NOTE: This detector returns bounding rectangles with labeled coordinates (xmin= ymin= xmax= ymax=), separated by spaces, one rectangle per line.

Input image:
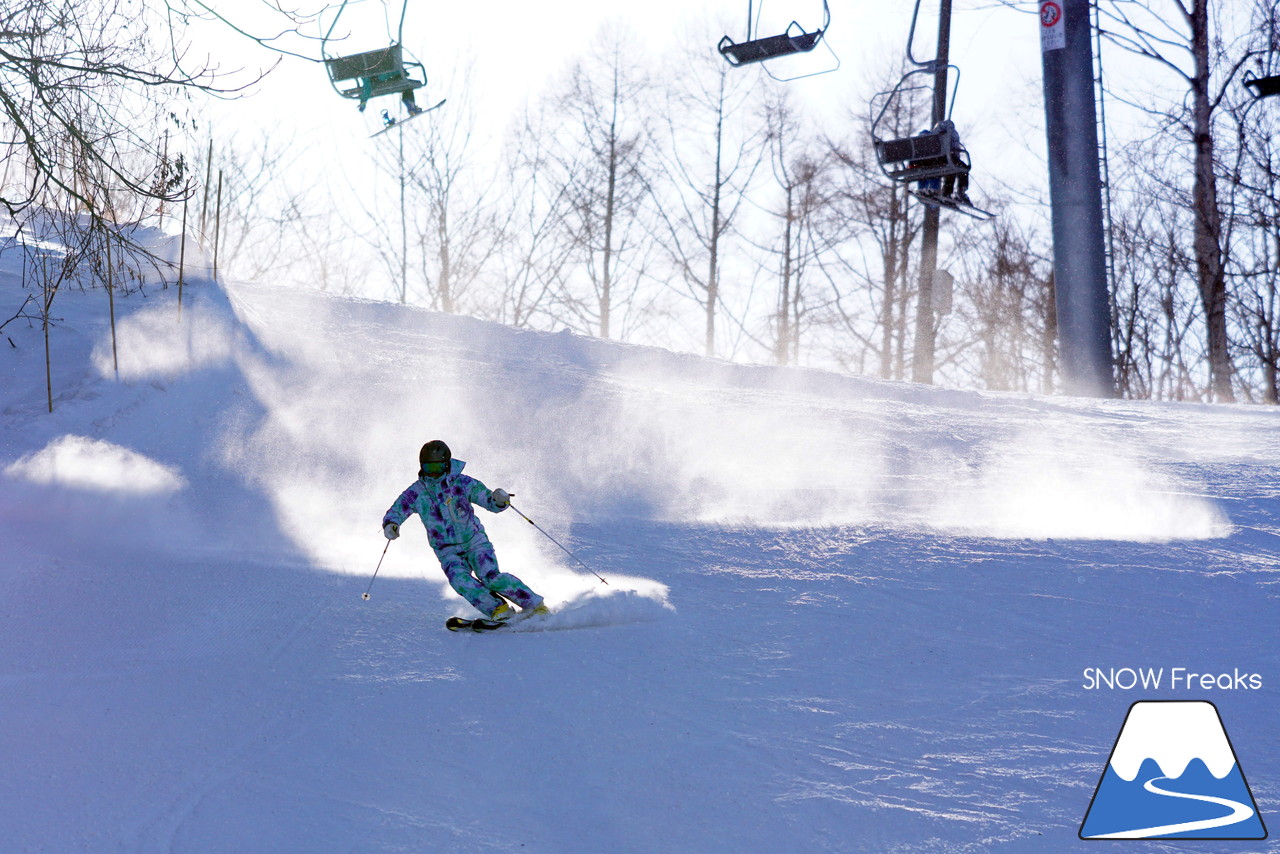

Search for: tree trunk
xmin=438 ymin=203 xmax=453 ymax=313
xmin=706 ymin=108 xmax=724 ymax=358
xmin=777 ymin=186 xmax=794 ymax=365
xmin=600 ymin=69 xmax=621 ymax=340
xmin=1189 ymin=0 xmax=1234 ymax=401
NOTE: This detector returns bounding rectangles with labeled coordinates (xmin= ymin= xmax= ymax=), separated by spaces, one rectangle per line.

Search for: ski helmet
xmin=419 ymin=440 xmax=452 ymax=478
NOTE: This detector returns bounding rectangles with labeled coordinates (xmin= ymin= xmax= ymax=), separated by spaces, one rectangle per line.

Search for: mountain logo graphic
xmin=1080 ymin=701 xmax=1267 ymax=840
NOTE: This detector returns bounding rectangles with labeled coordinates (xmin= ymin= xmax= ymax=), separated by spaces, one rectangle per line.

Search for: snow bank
xmin=4 ymin=435 xmax=185 ymax=495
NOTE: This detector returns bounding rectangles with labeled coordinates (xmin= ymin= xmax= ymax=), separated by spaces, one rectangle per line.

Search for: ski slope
xmin=2 ymin=233 xmax=1278 ymax=852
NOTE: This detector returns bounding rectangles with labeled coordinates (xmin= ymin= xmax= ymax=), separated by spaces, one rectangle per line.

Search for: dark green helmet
xmin=419 ymin=440 xmax=452 ymax=479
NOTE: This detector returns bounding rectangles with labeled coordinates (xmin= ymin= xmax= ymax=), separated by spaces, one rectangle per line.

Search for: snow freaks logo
xmin=1079 ymin=701 xmax=1267 ymax=840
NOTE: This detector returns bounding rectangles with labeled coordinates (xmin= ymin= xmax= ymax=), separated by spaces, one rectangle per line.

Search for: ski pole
xmin=509 ymin=503 xmax=607 ymax=585
xmin=362 ymin=540 xmax=391 ymax=601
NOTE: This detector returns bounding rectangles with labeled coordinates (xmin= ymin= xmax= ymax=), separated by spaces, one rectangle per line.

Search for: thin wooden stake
xmin=178 ymin=191 xmax=189 ymax=321
xmin=213 ymin=169 xmax=223 ymax=283
xmin=105 ymin=224 xmax=118 ymax=378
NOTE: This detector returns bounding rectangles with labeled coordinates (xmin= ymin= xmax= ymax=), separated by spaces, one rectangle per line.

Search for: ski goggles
xmin=421 ymin=461 xmax=449 ymax=478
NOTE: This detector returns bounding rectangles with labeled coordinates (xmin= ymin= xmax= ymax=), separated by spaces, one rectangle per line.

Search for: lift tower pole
xmin=911 ymin=0 xmax=952 ymax=385
xmin=1040 ymin=0 xmax=1114 ymax=396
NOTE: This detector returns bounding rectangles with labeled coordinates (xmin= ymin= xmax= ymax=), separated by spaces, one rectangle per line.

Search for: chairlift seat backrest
xmin=1244 ymin=72 xmax=1280 ymax=100
xmin=718 ymin=23 xmax=825 ymax=67
xmin=325 ymin=45 xmax=423 ymax=99
xmin=874 ymin=127 xmax=969 ymax=183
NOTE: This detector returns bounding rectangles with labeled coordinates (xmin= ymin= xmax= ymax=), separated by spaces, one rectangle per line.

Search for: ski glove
xmin=492 ymin=489 xmax=513 ymax=509
xmin=383 ymin=522 xmax=400 ymax=540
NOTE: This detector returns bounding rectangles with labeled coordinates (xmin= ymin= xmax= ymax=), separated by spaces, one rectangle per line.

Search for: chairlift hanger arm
xmin=322 ymin=0 xmax=411 ymax=57
xmin=744 ymin=0 xmax=830 ymax=42
xmin=904 ymin=0 xmax=947 ymax=71
xmin=868 ymin=64 xmax=961 ymax=143
xmin=905 ymin=0 xmax=929 ymax=68
xmin=321 ymin=0 xmax=349 ymax=59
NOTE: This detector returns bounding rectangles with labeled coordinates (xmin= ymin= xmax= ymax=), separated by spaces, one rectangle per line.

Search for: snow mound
xmin=4 ymin=435 xmax=185 ymax=495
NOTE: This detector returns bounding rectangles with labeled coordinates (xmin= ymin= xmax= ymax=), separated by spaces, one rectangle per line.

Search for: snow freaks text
xmin=1082 ymin=667 xmax=1264 ymax=691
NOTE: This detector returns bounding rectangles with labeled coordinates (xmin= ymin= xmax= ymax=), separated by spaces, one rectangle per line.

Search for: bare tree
xmin=1095 ymin=0 xmax=1262 ymax=401
xmin=651 ymin=38 xmax=765 ymax=357
xmin=363 ymin=69 xmax=503 ymax=314
xmin=193 ymin=131 xmax=320 ymax=285
xmin=543 ymin=27 xmax=656 ymax=340
xmin=757 ymin=89 xmax=842 ymax=367
xmin=0 ymin=0 xmax=271 ymax=219
xmin=825 ymin=70 xmax=928 ymax=382
xmin=483 ymin=108 xmax=577 ymax=328
xmin=947 ymin=215 xmax=1056 ymax=393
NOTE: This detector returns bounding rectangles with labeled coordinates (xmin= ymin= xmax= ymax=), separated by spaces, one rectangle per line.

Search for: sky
xmin=187 ymin=0 xmax=1051 ymax=198
xmin=163 ymin=0 xmax=1091 ymax=358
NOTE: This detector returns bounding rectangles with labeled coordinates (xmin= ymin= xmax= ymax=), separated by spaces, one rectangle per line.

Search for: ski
xmin=445 ymin=607 xmax=551 ymax=633
xmin=369 ymin=99 xmax=447 ymax=138
xmin=446 ymin=616 xmax=507 ymax=633
xmin=908 ymin=188 xmax=996 ymax=220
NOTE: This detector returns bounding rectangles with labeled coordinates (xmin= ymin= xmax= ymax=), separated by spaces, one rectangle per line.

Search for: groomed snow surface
xmin=2 ymin=233 xmax=1278 ymax=852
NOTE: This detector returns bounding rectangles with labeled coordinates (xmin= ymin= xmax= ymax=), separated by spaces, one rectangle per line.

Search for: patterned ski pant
xmin=434 ymin=538 xmax=542 ymax=618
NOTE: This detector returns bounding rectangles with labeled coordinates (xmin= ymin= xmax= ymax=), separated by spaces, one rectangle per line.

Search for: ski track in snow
xmin=1087 ymin=777 xmax=1256 ymax=839
xmin=3 ymin=264 xmax=1280 ymax=853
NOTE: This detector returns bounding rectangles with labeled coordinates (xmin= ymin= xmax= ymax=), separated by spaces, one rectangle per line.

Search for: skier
xmin=908 ymin=127 xmax=943 ymax=197
xmin=382 ymin=440 xmax=548 ymax=622
xmin=907 ymin=121 xmax=972 ymax=207
xmin=934 ymin=120 xmax=972 ymax=206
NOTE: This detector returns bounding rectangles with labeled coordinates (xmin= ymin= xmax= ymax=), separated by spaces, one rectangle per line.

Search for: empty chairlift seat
xmin=718 ymin=0 xmax=831 ymax=69
xmin=718 ymin=22 xmax=826 ymax=66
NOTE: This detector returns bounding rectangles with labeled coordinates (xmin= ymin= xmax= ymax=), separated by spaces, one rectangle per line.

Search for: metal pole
xmin=362 ymin=540 xmax=392 ymax=600
xmin=1040 ymin=0 xmax=1114 ymax=396
xmin=509 ymin=503 xmax=608 ymax=585
xmin=910 ymin=0 xmax=952 ymax=385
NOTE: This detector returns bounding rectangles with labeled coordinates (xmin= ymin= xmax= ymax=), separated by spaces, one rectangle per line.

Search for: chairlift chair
xmin=874 ymin=124 xmax=970 ymax=185
xmin=1243 ymin=69 xmax=1280 ymax=100
xmin=321 ymin=0 xmax=428 ymax=112
xmin=861 ymin=0 xmax=991 ymax=219
xmin=869 ymin=67 xmax=967 ymax=185
xmin=718 ymin=0 xmax=835 ymax=76
xmin=324 ymin=43 xmax=426 ymax=107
